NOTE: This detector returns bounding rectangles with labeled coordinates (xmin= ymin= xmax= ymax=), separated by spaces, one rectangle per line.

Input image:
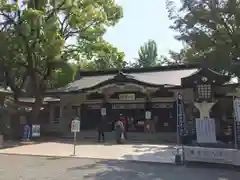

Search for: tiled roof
xmin=50 ymin=67 xmax=199 ymax=93
xmin=130 ymin=69 xmax=198 ymax=86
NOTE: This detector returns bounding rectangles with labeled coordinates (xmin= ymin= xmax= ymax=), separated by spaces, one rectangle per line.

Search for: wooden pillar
xmin=49 ymin=105 xmax=54 ymax=124
xmin=144 ymin=91 xmax=154 ymax=133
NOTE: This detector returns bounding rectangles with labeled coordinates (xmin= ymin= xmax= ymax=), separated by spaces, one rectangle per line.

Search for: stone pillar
xmin=59 ymin=105 xmax=64 ymax=122
xmin=49 ymin=105 xmax=54 ymax=124
xmin=58 ymin=104 xmax=66 ymax=133
xmin=102 ymin=93 xmax=112 ymax=131
xmin=194 ymin=102 xmax=216 ymax=119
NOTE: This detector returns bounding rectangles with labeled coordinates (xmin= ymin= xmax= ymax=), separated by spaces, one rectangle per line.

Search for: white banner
xmin=184 ymin=146 xmax=236 ymax=165
xmin=196 ymin=118 xmax=216 ymax=143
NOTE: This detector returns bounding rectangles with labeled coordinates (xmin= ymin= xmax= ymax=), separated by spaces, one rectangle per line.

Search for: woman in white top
xmin=115 ymin=119 xmax=124 ymax=143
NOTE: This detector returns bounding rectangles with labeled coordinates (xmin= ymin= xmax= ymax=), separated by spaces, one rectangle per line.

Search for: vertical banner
xmin=177 ymin=93 xmax=187 ymax=143
xmin=233 ymin=97 xmax=240 ymax=148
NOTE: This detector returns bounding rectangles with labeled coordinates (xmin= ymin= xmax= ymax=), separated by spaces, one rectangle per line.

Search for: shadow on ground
xmin=66 ymin=159 xmax=238 ymax=180
xmin=0 ymin=140 xmax=46 ymax=150
xmin=120 ymin=144 xmax=178 ymax=163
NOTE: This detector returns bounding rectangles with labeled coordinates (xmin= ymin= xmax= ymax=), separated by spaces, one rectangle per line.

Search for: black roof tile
xmin=51 ymin=64 xmax=200 ymax=93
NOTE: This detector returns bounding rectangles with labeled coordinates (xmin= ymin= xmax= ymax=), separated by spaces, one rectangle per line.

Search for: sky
xmin=103 ymin=0 xmax=183 ymax=62
xmin=16 ymin=0 xmax=183 ymax=62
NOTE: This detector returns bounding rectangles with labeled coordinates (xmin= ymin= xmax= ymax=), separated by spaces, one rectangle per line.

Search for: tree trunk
xmin=30 ymin=95 xmax=42 ymax=124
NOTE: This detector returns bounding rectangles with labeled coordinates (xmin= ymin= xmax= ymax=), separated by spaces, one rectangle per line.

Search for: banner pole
xmin=73 ymin=131 xmax=76 ymax=156
xmin=176 ymin=93 xmax=180 ymax=145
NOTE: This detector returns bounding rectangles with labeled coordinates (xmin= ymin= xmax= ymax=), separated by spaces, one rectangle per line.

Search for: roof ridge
xmin=78 ymin=63 xmax=200 ymax=77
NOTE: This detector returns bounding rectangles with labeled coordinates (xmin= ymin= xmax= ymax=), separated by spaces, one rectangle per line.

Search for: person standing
xmin=120 ymin=114 xmax=127 ymax=140
xmin=97 ymin=118 xmax=105 ymax=142
xmin=115 ymin=119 xmax=124 ymax=144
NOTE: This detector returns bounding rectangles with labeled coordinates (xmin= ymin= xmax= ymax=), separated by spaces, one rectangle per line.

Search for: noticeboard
xmin=71 ymin=119 xmax=80 ymax=132
xmin=32 ymin=124 xmax=40 ymax=137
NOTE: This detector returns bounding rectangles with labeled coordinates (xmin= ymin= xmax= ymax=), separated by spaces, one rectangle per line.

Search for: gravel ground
xmin=0 ymin=154 xmax=239 ymax=180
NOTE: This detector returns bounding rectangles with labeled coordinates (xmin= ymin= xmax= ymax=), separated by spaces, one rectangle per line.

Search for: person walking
xmin=97 ymin=118 xmax=105 ymax=142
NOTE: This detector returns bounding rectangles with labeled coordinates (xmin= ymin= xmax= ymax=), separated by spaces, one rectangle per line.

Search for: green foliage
xmin=0 ymin=0 xmax=124 ymax=121
xmin=0 ymin=0 xmax=124 ymax=93
xmin=134 ymin=40 xmax=159 ymax=68
xmin=51 ymin=63 xmax=76 ymax=88
xmin=166 ymin=0 xmax=240 ymax=76
xmin=161 ymin=49 xmax=188 ymax=66
xmin=76 ymin=39 xmax=125 ymax=70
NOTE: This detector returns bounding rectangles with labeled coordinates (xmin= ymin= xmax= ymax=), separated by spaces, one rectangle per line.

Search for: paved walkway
xmin=0 ymin=141 xmax=179 ymax=163
xmin=0 ymin=154 xmax=238 ymax=180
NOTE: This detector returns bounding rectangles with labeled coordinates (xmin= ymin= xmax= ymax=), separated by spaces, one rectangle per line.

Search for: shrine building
xmin=45 ymin=64 xmax=238 ymax=139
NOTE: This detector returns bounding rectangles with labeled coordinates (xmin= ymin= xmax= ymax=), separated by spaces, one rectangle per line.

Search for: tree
xmin=51 ymin=63 xmax=76 ymax=88
xmin=72 ymin=39 xmax=125 ymax=70
xmin=161 ymin=49 xmax=188 ymax=65
xmin=134 ymin=40 xmax=159 ymax=68
xmin=0 ymin=0 xmax=123 ymax=122
xmin=166 ymin=0 xmax=240 ymax=77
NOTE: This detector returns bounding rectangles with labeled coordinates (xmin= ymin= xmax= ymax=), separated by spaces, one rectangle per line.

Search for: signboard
xmin=101 ymin=108 xmax=106 ymax=116
xmin=118 ymin=93 xmax=135 ymax=101
xmin=71 ymin=119 xmax=80 ymax=132
xmin=32 ymin=124 xmax=40 ymax=137
xmin=184 ymin=146 xmax=235 ymax=165
xmin=112 ymin=103 xmax=144 ymax=109
xmin=195 ymin=118 xmax=216 ymax=143
xmin=145 ymin=111 xmax=151 ymax=120
xmin=152 ymin=103 xmax=173 ymax=109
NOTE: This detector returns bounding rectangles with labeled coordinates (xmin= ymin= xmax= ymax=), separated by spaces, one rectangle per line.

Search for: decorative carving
xmin=201 ymin=76 xmax=208 ymax=82
xmin=113 ymin=71 xmax=134 ymax=81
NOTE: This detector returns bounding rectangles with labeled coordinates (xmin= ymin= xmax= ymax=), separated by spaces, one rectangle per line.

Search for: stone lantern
xmin=181 ymin=66 xmax=230 ymax=143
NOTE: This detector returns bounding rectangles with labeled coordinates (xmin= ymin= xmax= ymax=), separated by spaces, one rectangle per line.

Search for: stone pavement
xmin=0 ymin=140 xmax=179 ymax=163
xmin=0 ymin=154 xmax=239 ymax=180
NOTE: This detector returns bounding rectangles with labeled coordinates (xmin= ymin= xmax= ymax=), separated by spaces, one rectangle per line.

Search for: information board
xmin=145 ymin=111 xmax=151 ymax=120
xmin=71 ymin=119 xmax=80 ymax=132
xmin=32 ymin=124 xmax=40 ymax=137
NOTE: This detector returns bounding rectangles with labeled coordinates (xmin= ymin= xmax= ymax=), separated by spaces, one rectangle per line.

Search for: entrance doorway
xmin=81 ymin=104 xmax=101 ymax=130
xmin=110 ymin=103 xmax=145 ymax=132
xmin=152 ymin=103 xmax=176 ymax=132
